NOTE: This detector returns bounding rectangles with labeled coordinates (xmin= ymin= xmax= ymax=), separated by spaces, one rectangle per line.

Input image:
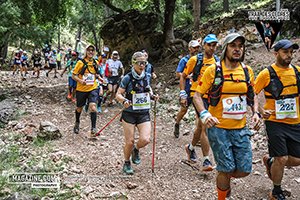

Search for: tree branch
xmin=100 ymin=0 xmax=124 ymax=14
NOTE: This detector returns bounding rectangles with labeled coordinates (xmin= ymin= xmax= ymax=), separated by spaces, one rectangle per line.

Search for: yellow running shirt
xmin=183 ymin=55 xmax=217 ymax=97
xmin=254 ymin=63 xmax=300 ymax=124
xmin=73 ymin=58 xmax=98 ymax=92
xmin=196 ymin=60 xmax=255 ymax=129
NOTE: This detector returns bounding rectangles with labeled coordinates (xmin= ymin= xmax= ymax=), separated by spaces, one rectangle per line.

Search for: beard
xmin=278 ymin=56 xmax=291 ymax=66
xmin=226 ymin=55 xmax=242 ymax=63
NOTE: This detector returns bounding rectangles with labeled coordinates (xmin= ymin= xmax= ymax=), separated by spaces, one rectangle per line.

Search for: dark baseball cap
xmin=273 ymin=39 xmax=299 ymax=51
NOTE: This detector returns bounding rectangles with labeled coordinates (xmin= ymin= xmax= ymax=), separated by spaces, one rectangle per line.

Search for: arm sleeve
xmin=196 ymin=65 xmax=215 ymax=94
xmin=72 ymin=60 xmax=84 ymax=75
xmin=119 ymin=75 xmax=130 ymax=89
xmin=254 ymin=68 xmax=269 ymax=94
xmin=183 ymin=56 xmax=197 ymax=75
xmin=176 ymin=58 xmax=186 ymax=73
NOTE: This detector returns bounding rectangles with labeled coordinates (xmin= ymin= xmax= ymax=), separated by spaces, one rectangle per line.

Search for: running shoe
xmin=269 ymin=191 xmax=286 ymax=200
xmin=90 ymin=128 xmax=97 ymax=138
xmin=174 ymin=123 xmax=180 ymax=138
xmin=73 ymin=122 xmax=79 ymax=134
xmin=97 ymin=105 xmax=102 ymax=113
xmin=131 ymin=147 xmax=141 ymax=165
xmin=123 ymin=162 xmax=134 ymax=175
xmin=202 ymin=158 xmax=213 ymax=171
xmin=185 ymin=144 xmax=197 ymax=162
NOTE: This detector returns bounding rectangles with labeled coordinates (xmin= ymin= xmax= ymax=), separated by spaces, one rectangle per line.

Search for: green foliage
xmin=201 ymin=0 xmax=273 ymax=23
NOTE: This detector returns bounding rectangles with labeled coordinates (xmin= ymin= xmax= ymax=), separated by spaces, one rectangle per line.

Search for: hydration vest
xmin=79 ymin=59 xmax=99 ymax=75
xmin=208 ymin=62 xmax=254 ymax=107
xmin=125 ymin=72 xmax=150 ymax=101
xmin=264 ymin=65 xmax=300 ymax=100
xmin=192 ymin=53 xmax=220 ymax=82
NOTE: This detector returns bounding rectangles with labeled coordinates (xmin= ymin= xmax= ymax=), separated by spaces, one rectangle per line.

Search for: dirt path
xmin=1 ymin=41 xmax=300 ymax=200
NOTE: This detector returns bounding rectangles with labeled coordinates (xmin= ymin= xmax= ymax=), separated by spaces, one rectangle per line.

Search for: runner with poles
xmin=115 ymin=51 xmax=159 ymax=175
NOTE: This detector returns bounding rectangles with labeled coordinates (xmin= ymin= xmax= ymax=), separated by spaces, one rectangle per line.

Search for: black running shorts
xmin=121 ymin=111 xmax=150 ymax=125
xmin=265 ymin=121 xmax=300 ymax=158
xmin=76 ymin=89 xmax=98 ymax=108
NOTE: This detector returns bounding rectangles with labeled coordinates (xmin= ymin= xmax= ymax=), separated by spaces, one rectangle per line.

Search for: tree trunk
xmin=153 ymin=0 xmax=161 ymax=13
xmin=74 ymin=25 xmax=82 ymax=51
xmin=200 ymin=0 xmax=209 ymax=17
xmin=163 ymin=0 xmax=176 ymax=45
xmin=223 ymin=0 xmax=229 ymax=12
xmin=58 ymin=25 xmax=61 ymax=50
xmin=0 ymin=32 xmax=10 ymax=63
xmin=193 ymin=0 xmax=201 ymax=31
xmin=92 ymin=27 xmax=99 ymax=52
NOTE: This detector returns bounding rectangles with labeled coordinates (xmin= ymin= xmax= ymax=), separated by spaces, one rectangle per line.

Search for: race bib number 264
xmin=132 ymin=93 xmax=151 ymax=110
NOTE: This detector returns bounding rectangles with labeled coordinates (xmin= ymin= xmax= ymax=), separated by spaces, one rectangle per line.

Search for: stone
xmin=125 ymin=182 xmax=138 ymax=189
xmin=38 ymin=121 xmax=62 ymax=140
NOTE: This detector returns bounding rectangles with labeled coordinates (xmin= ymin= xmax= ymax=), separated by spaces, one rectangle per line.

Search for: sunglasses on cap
xmin=133 ymin=61 xmax=148 ymax=66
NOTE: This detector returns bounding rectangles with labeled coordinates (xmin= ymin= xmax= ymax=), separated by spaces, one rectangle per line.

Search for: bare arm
xmin=72 ymin=74 xmax=85 ymax=85
xmin=116 ymin=87 xmax=131 ymax=108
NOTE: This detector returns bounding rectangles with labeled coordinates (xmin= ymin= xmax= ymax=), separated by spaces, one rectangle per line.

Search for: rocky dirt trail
xmin=0 ymin=42 xmax=300 ymax=199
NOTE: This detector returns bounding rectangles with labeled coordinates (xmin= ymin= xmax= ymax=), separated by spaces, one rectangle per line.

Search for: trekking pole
xmin=95 ymin=109 xmax=123 ymax=137
xmin=152 ymin=100 xmax=157 ymax=173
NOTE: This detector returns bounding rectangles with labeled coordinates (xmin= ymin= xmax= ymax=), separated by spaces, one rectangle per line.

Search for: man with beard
xmin=193 ymin=33 xmax=260 ymax=200
xmin=254 ymin=39 xmax=300 ymax=200
xmin=180 ymin=34 xmax=219 ymax=172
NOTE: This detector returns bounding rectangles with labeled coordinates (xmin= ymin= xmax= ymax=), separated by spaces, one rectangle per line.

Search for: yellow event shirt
xmin=254 ymin=63 xmax=300 ymax=124
xmin=73 ymin=58 xmax=98 ymax=92
xmin=183 ymin=55 xmax=216 ymax=97
xmin=196 ymin=60 xmax=255 ymax=129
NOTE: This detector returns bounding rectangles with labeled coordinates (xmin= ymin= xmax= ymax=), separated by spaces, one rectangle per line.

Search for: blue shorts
xmin=207 ymin=127 xmax=252 ymax=173
xmin=68 ymin=77 xmax=77 ymax=88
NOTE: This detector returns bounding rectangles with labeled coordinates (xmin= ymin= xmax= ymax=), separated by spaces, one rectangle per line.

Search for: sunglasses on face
xmin=87 ymin=49 xmax=95 ymax=52
xmin=133 ymin=61 xmax=148 ymax=66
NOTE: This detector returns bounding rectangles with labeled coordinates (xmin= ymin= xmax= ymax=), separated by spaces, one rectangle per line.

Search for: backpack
xmin=192 ymin=53 xmax=220 ymax=82
xmin=79 ymin=59 xmax=99 ymax=75
xmin=264 ymin=65 xmax=300 ymax=100
xmin=208 ymin=62 xmax=254 ymax=107
xmin=124 ymin=72 xmax=150 ymax=101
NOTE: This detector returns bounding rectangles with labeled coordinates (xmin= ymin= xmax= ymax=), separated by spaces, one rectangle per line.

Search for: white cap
xmin=188 ymin=40 xmax=200 ymax=48
xmin=112 ymin=50 xmax=118 ymax=55
xmin=103 ymin=46 xmax=109 ymax=52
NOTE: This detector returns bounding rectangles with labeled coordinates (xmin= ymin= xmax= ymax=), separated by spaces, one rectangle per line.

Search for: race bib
xmin=222 ymin=96 xmax=247 ymax=119
xmin=16 ymin=60 xmax=21 ymax=64
xmin=35 ymin=61 xmax=40 ymax=64
xmin=275 ymin=98 xmax=298 ymax=119
xmin=132 ymin=92 xmax=151 ymax=110
xmin=83 ymin=73 xmax=95 ymax=85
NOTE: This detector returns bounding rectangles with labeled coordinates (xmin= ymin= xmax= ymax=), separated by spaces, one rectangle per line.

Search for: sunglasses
xmin=87 ymin=49 xmax=95 ymax=52
xmin=133 ymin=61 xmax=148 ymax=66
